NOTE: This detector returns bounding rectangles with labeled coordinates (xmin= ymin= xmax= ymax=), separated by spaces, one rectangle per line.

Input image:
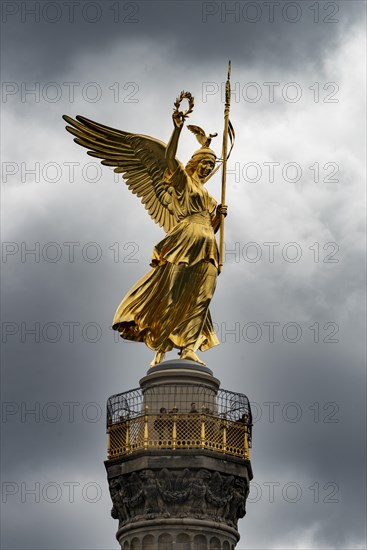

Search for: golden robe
xmin=112 ymin=162 xmax=220 ymax=353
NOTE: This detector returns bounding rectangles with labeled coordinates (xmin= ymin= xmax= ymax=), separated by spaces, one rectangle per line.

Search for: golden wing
xmin=63 ymin=114 xmax=177 ymax=233
xmin=187 ymin=124 xmax=207 ymax=146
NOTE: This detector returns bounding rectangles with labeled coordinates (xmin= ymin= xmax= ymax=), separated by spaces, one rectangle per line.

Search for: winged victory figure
xmin=63 ymin=91 xmax=227 ymax=367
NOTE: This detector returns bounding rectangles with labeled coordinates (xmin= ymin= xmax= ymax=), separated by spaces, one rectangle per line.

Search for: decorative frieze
xmin=109 ymin=467 xmax=249 ymax=530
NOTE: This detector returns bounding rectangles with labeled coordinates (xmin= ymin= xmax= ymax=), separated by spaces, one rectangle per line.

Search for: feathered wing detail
xmin=62 ymin=114 xmax=177 ymax=232
xmin=187 ymin=125 xmax=207 ymax=146
xmin=187 ymin=124 xmax=218 ymax=147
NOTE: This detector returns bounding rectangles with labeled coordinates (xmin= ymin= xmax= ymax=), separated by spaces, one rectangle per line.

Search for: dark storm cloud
xmin=1 ymin=0 xmax=363 ymax=81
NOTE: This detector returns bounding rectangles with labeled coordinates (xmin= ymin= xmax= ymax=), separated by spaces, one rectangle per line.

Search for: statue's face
xmin=196 ymin=157 xmax=215 ymax=180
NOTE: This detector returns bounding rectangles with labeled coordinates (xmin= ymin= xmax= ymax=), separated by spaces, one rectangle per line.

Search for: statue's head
xmin=185 ymin=147 xmax=217 ymax=182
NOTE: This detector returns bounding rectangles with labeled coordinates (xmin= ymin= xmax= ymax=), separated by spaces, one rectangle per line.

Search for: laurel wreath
xmin=173 ymin=91 xmax=194 ymax=120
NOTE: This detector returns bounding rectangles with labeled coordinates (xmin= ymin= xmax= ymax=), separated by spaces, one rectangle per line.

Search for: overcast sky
xmin=1 ymin=1 xmax=366 ymax=549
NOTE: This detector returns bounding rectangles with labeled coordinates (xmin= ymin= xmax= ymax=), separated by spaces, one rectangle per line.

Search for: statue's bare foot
xmin=180 ymin=348 xmax=205 ymax=365
xmin=150 ymin=350 xmax=166 ymax=368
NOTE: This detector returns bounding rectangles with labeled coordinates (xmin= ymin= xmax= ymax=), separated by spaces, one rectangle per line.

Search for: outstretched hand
xmin=172 ymin=91 xmax=194 ymax=130
xmin=217 ymin=204 xmax=228 ymax=217
xmin=172 ymin=111 xmax=185 ymax=130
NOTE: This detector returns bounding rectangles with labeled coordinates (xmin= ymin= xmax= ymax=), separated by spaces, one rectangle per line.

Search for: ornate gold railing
xmin=107 ymin=410 xmax=250 ymax=460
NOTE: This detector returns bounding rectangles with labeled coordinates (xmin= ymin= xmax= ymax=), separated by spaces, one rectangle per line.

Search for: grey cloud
xmin=2 ymin=1 xmax=363 ymax=81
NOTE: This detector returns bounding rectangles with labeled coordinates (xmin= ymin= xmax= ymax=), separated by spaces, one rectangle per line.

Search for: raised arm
xmin=165 ymin=111 xmax=184 ymax=173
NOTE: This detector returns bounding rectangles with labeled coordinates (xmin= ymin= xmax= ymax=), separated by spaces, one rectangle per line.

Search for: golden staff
xmin=219 ymin=61 xmax=232 ymax=273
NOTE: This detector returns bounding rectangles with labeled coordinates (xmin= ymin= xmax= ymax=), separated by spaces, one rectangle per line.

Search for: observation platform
xmin=105 ymin=360 xmax=253 ymax=550
xmin=106 ymin=360 xmax=252 ymax=461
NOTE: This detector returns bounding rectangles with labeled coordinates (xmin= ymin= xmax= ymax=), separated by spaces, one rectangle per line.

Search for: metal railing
xmin=107 ymin=384 xmax=252 ymax=461
xmin=108 ymin=410 xmax=250 ymax=460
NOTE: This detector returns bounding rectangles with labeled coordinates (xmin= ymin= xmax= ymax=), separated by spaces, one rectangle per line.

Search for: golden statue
xmin=63 ymin=66 xmax=233 ymax=367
